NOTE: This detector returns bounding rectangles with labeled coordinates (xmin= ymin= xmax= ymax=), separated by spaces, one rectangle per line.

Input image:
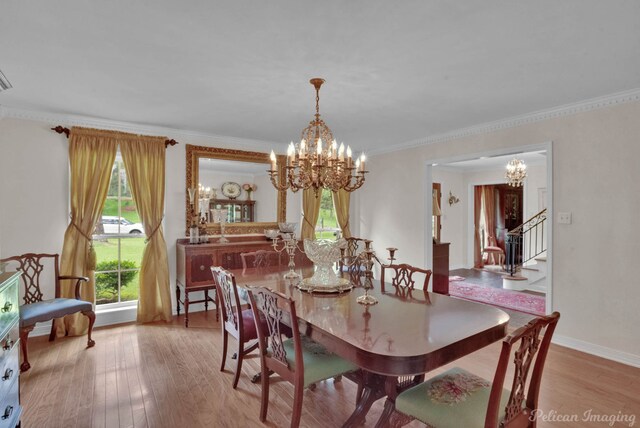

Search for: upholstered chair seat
xmin=280 ymin=336 xmax=358 ymax=388
xmin=20 ymin=298 xmax=93 ymax=328
xmin=396 ymin=368 xmax=510 ymax=428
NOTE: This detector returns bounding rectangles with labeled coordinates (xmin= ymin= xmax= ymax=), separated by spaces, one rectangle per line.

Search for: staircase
xmin=503 ymin=209 xmax=547 ymax=292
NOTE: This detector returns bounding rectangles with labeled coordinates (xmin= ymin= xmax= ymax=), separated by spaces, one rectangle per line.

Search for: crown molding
xmin=0 ymin=105 xmax=288 ymax=152
xmin=370 ymin=87 xmax=640 ymax=156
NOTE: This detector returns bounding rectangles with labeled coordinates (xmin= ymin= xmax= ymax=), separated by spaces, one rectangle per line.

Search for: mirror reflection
xmin=185 ymin=144 xmax=289 ymax=235
xmin=197 ymin=158 xmax=277 ymax=223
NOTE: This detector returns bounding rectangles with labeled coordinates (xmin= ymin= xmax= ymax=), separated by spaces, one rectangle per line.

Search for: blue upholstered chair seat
xmin=20 ymin=298 xmax=93 ymax=328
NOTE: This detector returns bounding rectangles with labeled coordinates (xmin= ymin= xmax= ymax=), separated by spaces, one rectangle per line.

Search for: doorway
xmin=426 ymin=144 xmax=553 ymax=315
xmin=473 ymin=183 xmax=523 ymax=268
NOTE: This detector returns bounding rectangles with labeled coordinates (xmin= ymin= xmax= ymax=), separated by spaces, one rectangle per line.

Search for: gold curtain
xmin=300 ymin=188 xmax=322 ymax=241
xmin=120 ymin=137 xmax=172 ymax=323
xmin=58 ymin=127 xmax=118 ymax=337
xmin=331 ymin=189 xmax=352 ymax=238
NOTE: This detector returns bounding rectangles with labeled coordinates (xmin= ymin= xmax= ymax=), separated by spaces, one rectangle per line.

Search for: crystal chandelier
xmin=505 ymin=158 xmax=527 ymax=187
xmin=268 ymin=78 xmax=367 ymax=195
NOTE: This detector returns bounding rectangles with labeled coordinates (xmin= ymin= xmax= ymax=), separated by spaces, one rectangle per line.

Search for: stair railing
xmin=505 ymin=208 xmax=547 ymax=276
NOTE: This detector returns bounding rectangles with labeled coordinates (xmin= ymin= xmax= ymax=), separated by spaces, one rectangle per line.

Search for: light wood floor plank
xmin=19 ymin=311 xmax=640 ymax=427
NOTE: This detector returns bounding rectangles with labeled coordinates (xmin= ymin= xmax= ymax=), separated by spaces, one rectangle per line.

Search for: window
xmin=315 ymin=189 xmax=340 ymax=239
xmin=92 ymin=154 xmax=145 ymax=306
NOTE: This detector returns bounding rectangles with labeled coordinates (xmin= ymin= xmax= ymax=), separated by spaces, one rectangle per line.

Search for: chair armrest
xmin=59 ymin=275 xmax=89 ymax=300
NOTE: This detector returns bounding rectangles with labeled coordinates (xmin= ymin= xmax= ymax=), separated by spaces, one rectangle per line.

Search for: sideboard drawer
xmin=0 ymin=375 xmax=20 ymax=428
xmin=0 ymin=278 xmax=18 ymax=337
xmin=0 ymin=344 xmax=18 ymax=402
xmin=0 ymin=325 xmax=18 ymax=366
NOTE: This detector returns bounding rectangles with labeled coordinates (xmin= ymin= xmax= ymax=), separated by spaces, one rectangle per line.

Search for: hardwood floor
xmin=20 ymin=311 xmax=640 ymax=427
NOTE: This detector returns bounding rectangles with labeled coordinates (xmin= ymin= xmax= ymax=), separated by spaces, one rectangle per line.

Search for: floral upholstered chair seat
xmin=395 ymin=368 xmax=510 ymax=428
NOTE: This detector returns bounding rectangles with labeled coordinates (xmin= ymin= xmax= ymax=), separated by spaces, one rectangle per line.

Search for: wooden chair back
xmin=339 ymin=237 xmax=372 ymax=271
xmin=240 ymin=250 xmax=281 ymax=270
xmin=247 ymin=286 xmax=302 ymax=386
xmin=0 ymin=253 xmax=60 ymax=304
xmin=342 ymin=252 xmax=370 ymax=286
xmin=380 ymin=263 xmax=432 ymax=299
xmin=486 ymin=312 xmax=560 ymax=427
xmin=211 ymin=267 xmax=244 ymax=338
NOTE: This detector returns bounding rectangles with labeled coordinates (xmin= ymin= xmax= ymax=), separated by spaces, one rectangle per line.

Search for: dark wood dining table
xmin=231 ymin=265 xmax=509 ymax=427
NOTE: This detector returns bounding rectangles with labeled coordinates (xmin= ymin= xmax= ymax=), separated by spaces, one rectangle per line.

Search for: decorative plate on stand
xmin=221 ymin=182 xmax=241 ymax=199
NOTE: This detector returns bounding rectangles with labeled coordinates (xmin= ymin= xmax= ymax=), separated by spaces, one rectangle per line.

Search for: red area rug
xmin=448 ymin=281 xmax=545 ymax=316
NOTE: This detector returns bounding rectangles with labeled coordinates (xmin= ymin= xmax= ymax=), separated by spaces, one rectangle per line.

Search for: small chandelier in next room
xmin=505 ymin=157 xmax=527 ymax=187
xmin=268 ymin=78 xmax=367 ymax=195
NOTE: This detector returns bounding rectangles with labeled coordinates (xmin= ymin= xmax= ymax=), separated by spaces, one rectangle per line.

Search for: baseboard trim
xmin=553 ymin=334 xmax=640 ymax=368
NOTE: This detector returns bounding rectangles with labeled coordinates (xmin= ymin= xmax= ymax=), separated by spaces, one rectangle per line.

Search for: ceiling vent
xmin=0 ymin=70 xmax=12 ymax=91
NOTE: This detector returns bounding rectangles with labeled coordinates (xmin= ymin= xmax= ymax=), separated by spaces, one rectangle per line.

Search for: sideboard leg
xmin=176 ymin=285 xmax=181 ymax=316
xmin=184 ymin=292 xmax=190 ymax=328
xmin=204 ymin=290 xmax=209 ymax=311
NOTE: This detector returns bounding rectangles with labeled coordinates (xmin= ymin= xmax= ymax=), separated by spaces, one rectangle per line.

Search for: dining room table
xmin=231 ymin=265 xmax=510 ymax=427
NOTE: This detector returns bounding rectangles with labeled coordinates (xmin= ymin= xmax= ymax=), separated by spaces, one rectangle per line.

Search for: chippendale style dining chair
xmin=240 ymin=250 xmax=281 ymax=270
xmin=211 ymin=266 xmax=262 ymax=389
xmin=387 ymin=312 xmax=561 ymax=428
xmin=247 ymin=286 xmax=358 ymax=428
xmin=380 ymin=263 xmax=432 ymax=299
xmin=0 ymin=253 xmax=96 ymax=372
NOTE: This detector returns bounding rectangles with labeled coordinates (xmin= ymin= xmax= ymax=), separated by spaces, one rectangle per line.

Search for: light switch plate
xmin=558 ymin=212 xmax=572 ymax=224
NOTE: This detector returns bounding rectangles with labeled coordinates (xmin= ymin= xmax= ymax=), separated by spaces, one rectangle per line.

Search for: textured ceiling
xmin=1 ymin=1 xmax=639 ymax=153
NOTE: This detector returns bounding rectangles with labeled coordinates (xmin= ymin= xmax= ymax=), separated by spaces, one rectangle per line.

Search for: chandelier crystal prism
xmin=505 ymin=157 xmax=527 ymax=187
xmin=268 ymin=78 xmax=367 ymax=195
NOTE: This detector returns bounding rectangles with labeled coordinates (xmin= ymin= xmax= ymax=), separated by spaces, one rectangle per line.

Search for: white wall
xmin=360 ymin=101 xmax=640 ymax=363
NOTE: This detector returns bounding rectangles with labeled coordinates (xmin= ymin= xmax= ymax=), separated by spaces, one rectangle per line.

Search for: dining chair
xmin=211 ymin=266 xmax=263 ymax=389
xmin=339 ymin=237 xmax=372 ymax=273
xmin=386 ymin=312 xmax=561 ymax=428
xmin=380 ymin=263 xmax=432 ymax=299
xmin=247 ymin=286 xmax=359 ymax=428
xmin=483 ymin=236 xmax=505 ymax=266
xmin=0 ymin=253 xmax=96 ymax=372
xmin=240 ymin=250 xmax=281 ymax=270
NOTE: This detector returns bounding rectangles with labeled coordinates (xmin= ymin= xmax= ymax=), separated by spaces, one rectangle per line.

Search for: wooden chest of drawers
xmin=0 ymin=272 xmax=21 ymax=428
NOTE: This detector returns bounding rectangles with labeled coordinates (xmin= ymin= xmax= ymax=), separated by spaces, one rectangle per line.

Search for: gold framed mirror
xmin=186 ymin=144 xmax=286 ymax=235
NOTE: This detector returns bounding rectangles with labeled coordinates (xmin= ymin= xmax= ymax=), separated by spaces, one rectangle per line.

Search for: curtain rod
xmin=51 ymin=126 xmax=178 ymax=148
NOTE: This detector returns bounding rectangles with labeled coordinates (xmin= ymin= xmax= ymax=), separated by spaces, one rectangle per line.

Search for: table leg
xmin=184 ymin=292 xmax=190 ymax=328
xmin=376 ymin=398 xmax=414 ymax=428
xmin=341 ymin=371 xmax=388 ymax=428
xmin=204 ymin=290 xmax=209 ymax=311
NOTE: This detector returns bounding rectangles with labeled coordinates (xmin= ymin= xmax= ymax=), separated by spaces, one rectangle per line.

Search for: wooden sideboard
xmin=432 ymin=242 xmax=450 ymax=295
xmin=0 ymin=272 xmax=21 ymax=427
xmin=176 ymin=236 xmax=275 ymax=326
